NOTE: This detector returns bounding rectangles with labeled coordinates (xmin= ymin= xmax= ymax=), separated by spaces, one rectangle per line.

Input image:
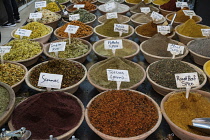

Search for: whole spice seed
xmin=130 ymin=2 xmax=159 ymax=13
xmin=29 ymin=59 xmax=85 ymax=89
xmin=164 ymin=92 xmax=210 ymax=136
xmin=12 ymin=92 xmax=82 ymax=139
xmin=0 ymin=86 xmax=9 ymax=115
xmin=89 ymin=57 xmax=144 ymax=89
xmin=148 ymin=59 xmax=205 ymax=89
xmin=3 ymin=39 xmax=42 ymax=61
xmin=0 ymin=63 xmax=25 ymax=86
xmin=67 ymin=1 xmax=96 ymax=12
xmin=88 ymin=90 xmax=159 ymax=137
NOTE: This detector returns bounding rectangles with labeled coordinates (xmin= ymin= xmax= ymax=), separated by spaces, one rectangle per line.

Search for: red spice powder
xmin=160 ymin=0 xmax=180 ymax=11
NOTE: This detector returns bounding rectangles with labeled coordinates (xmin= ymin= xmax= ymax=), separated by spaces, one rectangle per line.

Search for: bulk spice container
xmin=1 ymin=0 xmax=210 ymax=139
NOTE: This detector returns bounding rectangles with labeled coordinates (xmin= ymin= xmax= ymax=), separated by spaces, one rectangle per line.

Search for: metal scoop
xmin=188 ymin=118 xmax=210 ymax=135
xmin=168 ymin=13 xmax=176 ymax=32
xmin=0 ymin=127 xmax=31 ymax=140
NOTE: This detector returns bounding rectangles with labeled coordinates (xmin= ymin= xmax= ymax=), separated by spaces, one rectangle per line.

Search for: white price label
xmin=183 ymin=10 xmax=196 ymax=17
xmin=176 ymin=2 xmax=188 ymax=8
xmin=104 ymin=40 xmax=123 ymax=50
xmin=201 ymin=29 xmax=210 ymax=37
xmin=35 ymin=1 xmax=46 ymax=9
xmin=114 ymin=24 xmax=129 ymax=33
xmin=64 ymin=25 xmax=79 ymax=34
xmin=150 ymin=11 xmax=163 ymax=21
xmin=29 ymin=13 xmax=42 ymax=19
xmin=140 ymin=7 xmax=151 ymax=14
xmin=69 ymin=14 xmax=80 ymax=21
xmin=0 ymin=46 xmax=12 ymax=54
xmin=167 ymin=43 xmax=184 ymax=55
xmin=15 ymin=29 xmax=32 ymax=37
xmin=157 ymin=26 xmax=170 ymax=35
xmin=104 ymin=2 xmax=116 ymax=12
xmin=107 ymin=69 xmax=130 ymax=82
xmin=106 ymin=12 xmax=118 ymax=19
xmin=49 ymin=42 xmax=66 ymax=52
xmin=175 ymin=72 xmax=200 ymax=88
xmin=38 ymin=73 xmax=63 ymax=89
xmin=73 ymin=4 xmax=85 ymax=9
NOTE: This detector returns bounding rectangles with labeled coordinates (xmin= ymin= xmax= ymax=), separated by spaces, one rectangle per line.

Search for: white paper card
xmin=38 ymin=73 xmax=63 ymax=89
xmin=69 ymin=14 xmax=80 ymax=21
xmin=201 ymin=29 xmax=210 ymax=37
xmin=183 ymin=10 xmax=196 ymax=17
xmin=49 ymin=42 xmax=66 ymax=52
xmin=140 ymin=7 xmax=151 ymax=14
xmin=106 ymin=12 xmax=118 ymax=19
xmin=150 ymin=11 xmax=163 ymax=21
xmin=64 ymin=25 xmax=79 ymax=34
xmin=73 ymin=4 xmax=85 ymax=9
xmin=15 ymin=29 xmax=32 ymax=37
xmin=176 ymin=2 xmax=188 ymax=8
xmin=167 ymin=43 xmax=184 ymax=55
xmin=157 ymin=26 xmax=170 ymax=35
xmin=175 ymin=72 xmax=199 ymax=88
xmin=114 ymin=24 xmax=129 ymax=33
xmin=35 ymin=1 xmax=46 ymax=9
xmin=107 ymin=69 xmax=130 ymax=82
xmin=104 ymin=40 xmax=123 ymax=50
xmin=0 ymin=46 xmax=12 ymax=54
xmin=29 ymin=13 xmax=42 ymax=19
xmin=104 ymin=2 xmax=116 ymax=12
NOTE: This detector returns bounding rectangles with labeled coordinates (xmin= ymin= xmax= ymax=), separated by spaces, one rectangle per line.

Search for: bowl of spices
xmin=94 ymin=19 xmax=134 ymax=39
xmin=66 ymin=2 xmax=97 ymax=13
xmin=187 ymin=38 xmax=210 ymax=66
xmin=0 ymin=62 xmax=27 ymax=93
xmin=70 ymin=0 xmax=97 ymax=4
xmin=146 ymin=59 xmax=207 ymax=96
xmin=87 ymin=57 xmax=146 ymax=91
xmin=25 ymin=59 xmax=87 ymax=93
xmin=85 ymin=89 xmax=162 ymax=140
xmin=93 ymin=38 xmax=139 ymax=60
xmin=54 ymin=21 xmax=93 ymax=40
xmin=130 ymin=2 xmax=159 ymax=14
xmin=203 ymin=60 xmax=210 ymax=84
xmin=125 ymin=0 xmax=151 ymax=6
xmin=98 ymin=3 xmax=129 ymax=15
xmin=175 ymin=19 xmax=210 ymax=45
xmin=3 ymin=39 xmax=43 ymax=67
xmin=161 ymin=90 xmax=210 ymax=140
xmin=45 ymin=0 xmax=71 ymax=6
xmin=152 ymin=0 xmax=170 ymax=6
xmin=38 ymin=2 xmax=66 ymax=14
xmin=8 ymin=91 xmax=84 ymax=140
xmin=159 ymin=0 xmax=180 ymax=16
xmin=11 ymin=22 xmax=53 ymax=44
xmin=98 ymin=14 xmax=130 ymax=24
xmin=98 ymin=0 xmax=124 ymax=4
xmin=43 ymin=38 xmax=92 ymax=63
xmin=0 ymin=82 xmax=15 ymax=127
xmin=140 ymin=33 xmax=188 ymax=63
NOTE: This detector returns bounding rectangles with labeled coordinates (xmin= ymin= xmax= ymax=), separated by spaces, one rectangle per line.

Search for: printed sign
xmin=49 ymin=42 xmax=66 ymax=52
xmin=183 ymin=10 xmax=196 ymax=17
xmin=0 ymin=46 xmax=12 ymax=54
xmin=106 ymin=12 xmax=118 ymax=19
xmin=150 ymin=11 xmax=163 ymax=21
xmin=201 ymin=29 xmax=210 ymax=37
xmin=167 ymin=43 xmax=184 ymax=55
xmin=140 ymin=7 xmax=151 ymax=14
xmin=38 ymin=73 xmax=63 ymax=89
xmin=69 ymin=14 xmax=80 ymax=21
xmin=175 ymin=72 xmax=199 ymax=88
xmin=73 ymin=4 xmax=85 ymax=9
xmin=104 ymin=40 xmax=123 ymax=50
xmin=64 ymin=25 xmax=79 ymax=34
xmin=29 ymin=13 xmax=42 ymax=19
xmin=176 ymin=2 xmax=188 ymax=8
xmin=35 ymin=1 xmax=46 ymax=9
xmin=107 ymin=69 xmax=130 ymax=82
xmin=15 ymin=29 xmax=32 ymax=37
xmin=114 ymin=24 xmax=129 ymax=33
xmin=157 ymin=25 xmax=170 ymax=35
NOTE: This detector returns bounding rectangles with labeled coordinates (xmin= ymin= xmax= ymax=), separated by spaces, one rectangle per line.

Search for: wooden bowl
xmin=60 ymin=0 xmax=71 ymax=6
xmin=25 ymin=60 xmax=87 ymax=94
xmin=85 ymin=89 xmax=162 ymax=140
xmin=66 ymin=4 xmax=97 ymax=13
xmin=98 ymin=3 xmax=129 ymax=15
xmin=98 ymin=14 xmax=130 ymax=24
xmin=140 ymin=40 xmax=189 ymax=64
xmin=146 ymin=61 xmax=207 ymax=96
xmin=43 ymin=38 xmax=92 ymax=63
xmin=161 ymin=90 xmax=210 ymax=140
xmin=0 ymin=82 xmax=15 ymax=127
xmin=203 ymin=60 xmax=210 ymax=84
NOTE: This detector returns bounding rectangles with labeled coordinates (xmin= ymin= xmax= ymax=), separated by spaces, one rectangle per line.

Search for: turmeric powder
xmin=153 ymin=0 xmax=170 ymax=5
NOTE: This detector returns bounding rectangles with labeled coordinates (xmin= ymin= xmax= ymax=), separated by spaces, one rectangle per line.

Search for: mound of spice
xmin=164 ymin=91 xmax=210 ymax=136
xmin=46 ymin=0 xmax=69 ymax=3
xmin=0 ymin=86 xmax=9 ymax=115
xmin=40 ymin=2 xmax=65 ymax=12
xmin=4 ymin=39 xmax=42 ymax=61
xmin=14 ymin=22 xmax=51 ymax=39
xmin=130 ymin=2 xmax=159 ymax=13
xmin=126 ymin=0 xmax=150 ymax=4
xmin=48 ymin=38 xmax=89 ymax=58
xmin=142 ymin=33 xmax=184 ymax=57
xmin=89 ymin=57 xmax=144 ymax=89
xmin=95 ymin=19 xmax=131 ymax=37
xmin=56 ymin=21 xmax=92 ymax=38
xmin=160 ymin=0 xmax=180 ymax=11
xmin=168 ymin=8 xmax=200 ymax=23
xmin=88 ymin=90 xmax=159 ymax=137
xmin=177 ymin=19 xmax=210 ymax=37
xmin=11 ymin=92 xmax=83 ymax=139
xmin=188 ymin=38 xmax=210 ymax=57
xmin=148 ymin=59 xmax=205 ymax=89
xmin=67 ymin=1 xmax=96 ymax=12
xmin=99 ymin=0 xmax=124 ymax=3
xmin=0 ymin=63 xmax=25 ymax=86
xmin=94 ymin=39 xmax=137 ymax=57
xmin=71 ymin=0 xmax=96 ymax=3
xmin=29 ymin=59 xmax=85 ymax=89
xmin=131 ymin=13 xmax=152 ymax=24
xmin=99 ymin=3 xmax=129 ymax=13
xmin=136 ymin=22 xmax=163 ymax=37
xmin=205 ymin=62 xmax=210 ymax=76
xmin=153 ymin=0 xmax=170 ymax=5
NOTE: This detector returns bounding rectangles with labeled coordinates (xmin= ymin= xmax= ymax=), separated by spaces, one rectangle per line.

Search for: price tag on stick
xmin=176 ymin=2 xmax=188 ymax=9
xmin=29 ymin=13 xmax=42 ymax=22
xmin=107 ymin=69 xmax=130 ymax=90
xmin=201 ymin=29 xmax=210 ymax=37
xmin=183 ymin=10 xmax=196 ymax=19
xmin=49 ymin=42 xmax=66 ymax=57
xmin=167 ymin=43 xmax=184 ymax=59
xmin=157 ymin=25 xmax=170 ymax=35
xmin=150 ymin=11 xmax=163 ymax=21
xmin=64 ymin=25 xmax=79 ymax=44
xmin=114 ymin=24 xmax=129 ymax=37
xmin=15 ymin=29 xmax=32 ymax=39
xmin=140 ymin=7 xmax=151 ymax=14
xmin=106 ymin=12 xmax=118 ymax=19
xmin=69 ymin=14 xmax=80 ymax=21
xmin=73 ymin=4 xmax=85 ymax=10
xmin=0 ymin=46 xmax=11 ymax=64
xmin=104 ymin=39 xmax=123 ymax=55
xmin=35 ymin=1 xmax=46 ymax=10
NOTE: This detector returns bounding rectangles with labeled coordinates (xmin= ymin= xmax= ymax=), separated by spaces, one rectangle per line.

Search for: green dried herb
xmin=0 ymin=86 xmax=9 ymax=115
xmin=67 ymin=9 xmax=95 ymax=23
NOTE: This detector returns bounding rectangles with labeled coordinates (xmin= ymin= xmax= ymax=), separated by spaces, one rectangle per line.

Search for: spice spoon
xmin=168 ymin=13 xmax=176 ymax=32
xmin=188 ymin=118 xmax=210 ymax=135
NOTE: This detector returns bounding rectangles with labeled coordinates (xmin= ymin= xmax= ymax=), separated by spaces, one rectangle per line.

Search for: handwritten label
xmin=107 ymin=69 xmax=130 ymax=82
xmin=0 ymin=46 xmax=12 ymax=54
xmin=157 ymin=26 xmax=170 ymax=35
xmin=35 ymin=1 xmax=46 ymax=9
xmin=15 ymin=29 xmax=32 ymax=37
xmin=104 ymin=40 xmax=123 ymax=50
xmin=38 ymin=73 xmax=63 ymax=89
xmin=176 ymin=2 xmax=188 ymax=8
xmin=114 ymin=24 xmax=129 ymax=33
xmin=73 ymin=4 xmax=85 ymax=9
xmin=106 ymin=12 xmax=118 ymax=19
xmin=104 ymin=2 xmax=116 ymax=12
xmin=69 ymin=14 xmax=80 ymax=21
xmin=183 ymin=10 xmax=196 ymax=17
xmin=201 ymin=29 xmax=210 ymax=37
xmin=167 ymin=43 xmax=184 ymax=55
xmin=140 ymin=7 xmax=151 ymax=14
xmin=175 ymin=72 xmax=199 ymax=88
xmin=150 ymin=11 xmax=163 ymax=21
xmin=29 ymin=13 xmax=42 ymax=19
xmin=49 ymin=42 xmax=66 ymax=52
xmin=64 ymin=25 xmax=79 ymax=34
